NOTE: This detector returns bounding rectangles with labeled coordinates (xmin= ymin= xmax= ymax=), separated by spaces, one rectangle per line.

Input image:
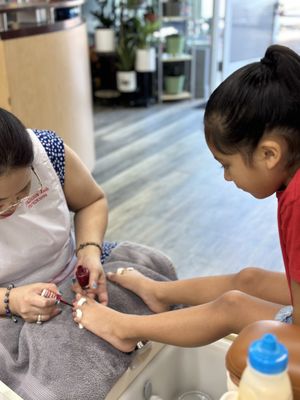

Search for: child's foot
xmin=106 ymin=268 xmax=170 ymax=313
xmin=73 ymin=294 xmax=137 ymax=353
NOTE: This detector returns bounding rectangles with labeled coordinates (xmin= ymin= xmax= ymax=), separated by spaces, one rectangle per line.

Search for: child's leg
xmin=73 ymin=290 xmax=283 ymax=352
xmin=107 ymin=268 xmax=289 ymax=311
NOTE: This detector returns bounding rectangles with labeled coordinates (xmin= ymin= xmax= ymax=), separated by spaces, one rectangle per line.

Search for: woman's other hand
xmin=9 ymin=283 xmax=61 ymax=323
xmin=72 ymin=251 xmax=108 ymax=305
xmin=63 ymin=144 xmax=109 ymax=306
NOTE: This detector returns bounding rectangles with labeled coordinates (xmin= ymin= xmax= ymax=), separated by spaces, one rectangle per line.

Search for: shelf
xmin=162 ymin=16 xmax=191 ymax=22
xmin=162 ymin=53 xmax=192 ymax=62
xmin=162 ymin=91 xmax=192 ymax=101
xmin=157 ymin=1 xmax=196 ymax=104
xmin=94 ymin=90 xmax=120 ymax=99
xmin=94 ymin=51 xmax=116 ymax=56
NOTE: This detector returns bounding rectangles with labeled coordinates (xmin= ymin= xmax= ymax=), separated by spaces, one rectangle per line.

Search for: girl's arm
xmin=63 ymin=144 xmax=109 ymax=304
xmin=291 ymin=280 xmax=300 ymax=325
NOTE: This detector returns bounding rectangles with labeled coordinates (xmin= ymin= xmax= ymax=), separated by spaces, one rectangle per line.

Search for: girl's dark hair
xmin=204 ymin=45 xmax=300 ymax=169
xmin=0 ymin=108 xmax=33 ymax=175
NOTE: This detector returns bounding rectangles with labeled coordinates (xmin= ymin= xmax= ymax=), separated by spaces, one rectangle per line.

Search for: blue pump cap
xmin=248 ymin=333 xmax=289 ymax=374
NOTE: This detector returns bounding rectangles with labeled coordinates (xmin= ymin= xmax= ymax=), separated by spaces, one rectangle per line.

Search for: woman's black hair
xmin=0 ymin=108 xmax=33 ymax=175
xmin=204 ymin=45 xmax=300 ymax=169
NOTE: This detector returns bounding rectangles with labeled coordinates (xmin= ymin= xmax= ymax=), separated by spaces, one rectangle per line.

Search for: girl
xmin=73 ymin=44 xmax=300 ymax=352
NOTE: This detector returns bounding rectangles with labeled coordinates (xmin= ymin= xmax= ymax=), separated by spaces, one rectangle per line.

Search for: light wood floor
xmin=93 ymin=100 xmax=284 ymax=279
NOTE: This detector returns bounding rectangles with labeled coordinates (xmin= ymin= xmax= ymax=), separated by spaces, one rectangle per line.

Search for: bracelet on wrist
xmin=75 ymin=242 xmax=103 ymax=257
xmin=4 ymin=283 xmax=18 ymax=323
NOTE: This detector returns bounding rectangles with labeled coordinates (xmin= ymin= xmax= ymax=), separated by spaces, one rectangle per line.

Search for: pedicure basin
xmin=106 ymin=337 xmax=233 ymax=400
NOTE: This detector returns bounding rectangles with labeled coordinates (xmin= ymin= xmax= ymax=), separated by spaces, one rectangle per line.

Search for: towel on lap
xmin=0 ymin=241 xmax=178 ymax=400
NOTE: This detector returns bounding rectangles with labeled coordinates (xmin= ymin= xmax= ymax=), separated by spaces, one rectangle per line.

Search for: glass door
xmin=222 ymin=0 xmax=278 ymax=79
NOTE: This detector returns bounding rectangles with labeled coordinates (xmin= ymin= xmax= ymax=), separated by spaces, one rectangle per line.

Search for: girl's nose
xmin=224 ymin=170 xmax=232 ymax=182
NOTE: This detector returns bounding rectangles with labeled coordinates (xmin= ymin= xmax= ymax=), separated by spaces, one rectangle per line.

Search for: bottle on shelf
xmin=238 ymin=333 xmax=293 ymax=400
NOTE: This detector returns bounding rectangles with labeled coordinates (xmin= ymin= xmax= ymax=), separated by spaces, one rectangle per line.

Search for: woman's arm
xmin=291 ymin=279 xmax=300 ymax=325
xmin=63 ymin=144 xmax=109 ymax=304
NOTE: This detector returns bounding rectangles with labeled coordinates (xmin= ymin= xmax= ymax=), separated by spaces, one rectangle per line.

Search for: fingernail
xmin=92 ymin=282 xmax=98 ymax=289
xmin=106 ymin=272 xmax=113 ymax=277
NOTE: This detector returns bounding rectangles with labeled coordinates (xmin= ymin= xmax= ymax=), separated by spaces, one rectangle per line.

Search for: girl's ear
xmin=258 ymin=138 xmax=284 ymax=170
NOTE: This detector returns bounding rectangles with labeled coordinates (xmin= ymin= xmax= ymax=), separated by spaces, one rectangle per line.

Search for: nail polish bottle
xmin=76 ymin=265 xmax=90 ymax=289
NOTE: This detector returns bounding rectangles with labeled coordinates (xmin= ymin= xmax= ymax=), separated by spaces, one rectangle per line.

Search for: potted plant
xmin=164 ymin=63 xmax=185 ymax=95
xmin=133 ymin=8 xmax=160 ymax=72
xmin=92 ymin=0 xmax=115 ymax=53
xmin=127 ymin=0 xmax=145 ymax=8
xmin=166 ymin=33 xmax=185 ymax=55
xmin=163 ymin=0 xmax=185 ymax=17
xmin=116 ymin=34 xmax=137 ymax=93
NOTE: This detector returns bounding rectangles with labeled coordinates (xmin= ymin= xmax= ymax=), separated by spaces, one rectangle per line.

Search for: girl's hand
xmin=72 ymin=254 xmax=108 ymax=305
xmin=9 ymin=283 xmax=61 ymax=323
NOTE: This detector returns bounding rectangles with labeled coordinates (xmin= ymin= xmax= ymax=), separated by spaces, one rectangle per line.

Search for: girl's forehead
xmin=208 ymin=144 xmax=242 ymax=164
xmin=208 ymin=143 xmax=228 ymax=159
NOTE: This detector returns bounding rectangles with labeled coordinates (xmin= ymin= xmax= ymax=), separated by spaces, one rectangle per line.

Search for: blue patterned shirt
xmin=33 ymin=129 xmax=65 ymax=186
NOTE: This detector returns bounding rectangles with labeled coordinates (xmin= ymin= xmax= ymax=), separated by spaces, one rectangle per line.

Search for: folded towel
xmin=0 ymin=241 xmax=178 ymax=400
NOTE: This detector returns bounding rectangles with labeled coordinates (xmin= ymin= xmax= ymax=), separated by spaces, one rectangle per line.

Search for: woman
xmin=0 ymin=108 xmax=177 ymax=400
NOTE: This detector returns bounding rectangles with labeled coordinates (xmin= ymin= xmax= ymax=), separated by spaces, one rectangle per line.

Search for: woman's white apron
xmin=0 ymin=129 xmax=76 ymax=286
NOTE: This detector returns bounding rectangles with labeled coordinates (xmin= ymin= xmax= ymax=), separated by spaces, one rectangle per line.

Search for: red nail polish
xmin=76 ymin=265 xmax=90 ymax=289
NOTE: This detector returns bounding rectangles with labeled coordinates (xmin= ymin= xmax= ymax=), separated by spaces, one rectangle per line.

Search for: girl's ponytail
xmin=260 ymin=45 xmax=300 ymax=87
xmin=260 ymin=45 xmax=282 ymax=70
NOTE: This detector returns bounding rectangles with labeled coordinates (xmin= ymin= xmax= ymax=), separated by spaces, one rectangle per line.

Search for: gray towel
xmin=0 ymin=241 xmax=178 ymax=400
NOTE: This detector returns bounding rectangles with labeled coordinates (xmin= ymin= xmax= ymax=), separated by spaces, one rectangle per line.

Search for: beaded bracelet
xmin=4 ymin=283 xmax=18 ymax=323
xmin=75 ymin=242 xmax=103 ymax=257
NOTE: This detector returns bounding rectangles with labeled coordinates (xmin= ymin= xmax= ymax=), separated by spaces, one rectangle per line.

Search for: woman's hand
xmin=63 ymin=144 xmax=109 ymax=305
xmin=72 ymin=252 xmax=108 ymax=305
xmin=9 ymin=283 xmax=61 ymax=323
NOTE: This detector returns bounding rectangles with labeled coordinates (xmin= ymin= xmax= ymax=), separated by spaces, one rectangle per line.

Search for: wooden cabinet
xmin=0 ymin=12 xmax=95 ymax=170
